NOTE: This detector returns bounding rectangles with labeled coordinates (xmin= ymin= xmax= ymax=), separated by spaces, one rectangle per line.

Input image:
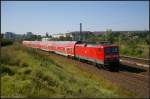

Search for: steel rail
xmin=120 ymin=55 xmax=149 ymax=67
xmin=120 ymin=55 xmax=149 ymax=61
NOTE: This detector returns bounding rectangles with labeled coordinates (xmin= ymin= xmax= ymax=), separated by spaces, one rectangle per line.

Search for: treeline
xmin=15 ymin=32 xmax=42 ymax=41
xmin=85 ymin=31 xmax=149 ymax=45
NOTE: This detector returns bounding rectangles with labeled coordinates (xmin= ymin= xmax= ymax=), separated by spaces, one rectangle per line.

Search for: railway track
xmin=120 ymin=55 xmax=149 ymax=67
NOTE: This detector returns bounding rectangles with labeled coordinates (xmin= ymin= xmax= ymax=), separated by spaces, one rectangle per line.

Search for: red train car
xmin=22 ymin=41 xmax=41 ymax=49
xmin=47 ymin=41 xmax=56 ymax=51
xmin=22 ymin=41 xmax=30 ymax=47
xmin=50 ymin=41 xmax=78 ymax=56
xmin=40 ymin=41 xmax=49 ymax=51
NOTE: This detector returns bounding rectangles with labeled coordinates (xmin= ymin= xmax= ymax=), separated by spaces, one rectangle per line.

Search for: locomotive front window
xmin=105 ymin=48 xmax=110 ymax=54
xmin=105 ymin=47 xmax=118 ymax=54
xmin=110 ymin=47 xmax=118 ymax=53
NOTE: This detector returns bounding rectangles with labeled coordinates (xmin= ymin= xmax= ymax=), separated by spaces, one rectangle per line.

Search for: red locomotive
xmin=22 ymin=41 xmax=119 ymax=70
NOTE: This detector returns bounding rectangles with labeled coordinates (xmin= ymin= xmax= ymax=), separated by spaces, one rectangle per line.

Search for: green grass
xmin=1 ymin=43 xmax=137 ymax=98
xmin=119 ymin=43 xmax=149 ymax=58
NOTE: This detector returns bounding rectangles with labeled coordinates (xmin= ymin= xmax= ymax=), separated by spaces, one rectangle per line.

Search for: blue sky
xmin=1 ymin=1 xmax=149 ymax=35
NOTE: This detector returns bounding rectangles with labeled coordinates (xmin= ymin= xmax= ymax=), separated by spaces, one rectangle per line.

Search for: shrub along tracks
xmin=40 ymin=50 xmax=149 ymax=98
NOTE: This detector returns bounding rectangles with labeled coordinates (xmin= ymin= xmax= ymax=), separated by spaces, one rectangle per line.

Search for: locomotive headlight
xmin=100 ymin=46 xmax=103 ymax=48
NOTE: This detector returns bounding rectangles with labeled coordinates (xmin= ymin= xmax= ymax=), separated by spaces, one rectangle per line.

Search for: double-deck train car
xmin=54 ymin=41 xmax=77 ymax=56
xmin=22 ymin=40 xmax=119 ymax=69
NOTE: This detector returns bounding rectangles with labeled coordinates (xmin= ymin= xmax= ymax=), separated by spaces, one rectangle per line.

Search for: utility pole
xmin=79 ymin=23 xmax=82 ymax=41
xmin=118 ymin=35 xmax=120 ymax=47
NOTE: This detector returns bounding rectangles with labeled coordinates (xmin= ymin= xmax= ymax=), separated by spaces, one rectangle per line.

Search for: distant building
xmin=4 ymin=32 xmax=16 ymax=40
xmin=42 ymin=37 xmax=51 ymax=42
xmin=52 ymin=33 xmax=66 ymax=38
xmin=66 ymin=33 xmax=73 ymax=38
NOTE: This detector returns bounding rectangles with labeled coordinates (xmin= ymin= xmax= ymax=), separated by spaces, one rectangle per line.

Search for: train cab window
xmin=105 ymin=48 xmax=110 ymax=54
xmin=112 ymin=47 xmax=118 ymax=53
xmin=105 ymin=47 xmax=118 ymax=54
xmin=110 ymin=47 xmax=118 ymax=53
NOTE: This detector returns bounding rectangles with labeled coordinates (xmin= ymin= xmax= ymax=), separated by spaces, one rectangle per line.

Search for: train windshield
xmin=105 ymin=47 xmax=118 ymax=54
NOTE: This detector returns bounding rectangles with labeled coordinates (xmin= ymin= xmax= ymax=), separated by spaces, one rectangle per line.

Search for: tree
xmin=37 ymin=35 xmax=42 ymax=40
xmin=106 ymin=29 xmax=113 ymax=42
xmin=49 ymin=35 xmax=52 ymax=38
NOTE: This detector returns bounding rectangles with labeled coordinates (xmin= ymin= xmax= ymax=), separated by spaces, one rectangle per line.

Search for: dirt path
xmin=40 ymin=50 xmax=149 ymax=98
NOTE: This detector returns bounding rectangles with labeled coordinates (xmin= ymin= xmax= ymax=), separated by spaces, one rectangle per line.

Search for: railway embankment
xmin=1 ymin=43 xmax=148 ymax=98
xmin=43 ymin=50 xmax=149 ymax=98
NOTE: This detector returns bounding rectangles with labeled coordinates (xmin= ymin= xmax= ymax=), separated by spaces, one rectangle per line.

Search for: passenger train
xmin=22 ymin=40 xmax=120 ymax=70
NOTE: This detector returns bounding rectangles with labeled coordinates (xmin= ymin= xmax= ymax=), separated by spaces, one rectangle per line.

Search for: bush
xmin=1 ymin=39 xmax=13 ymax=46
xmin=1 ymin=48 xmax=20 ymax=66
xmin=1 ymin=65 xmax=15 ymax=76
xmin=23 ymin=68 xmax=32 ymax=75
